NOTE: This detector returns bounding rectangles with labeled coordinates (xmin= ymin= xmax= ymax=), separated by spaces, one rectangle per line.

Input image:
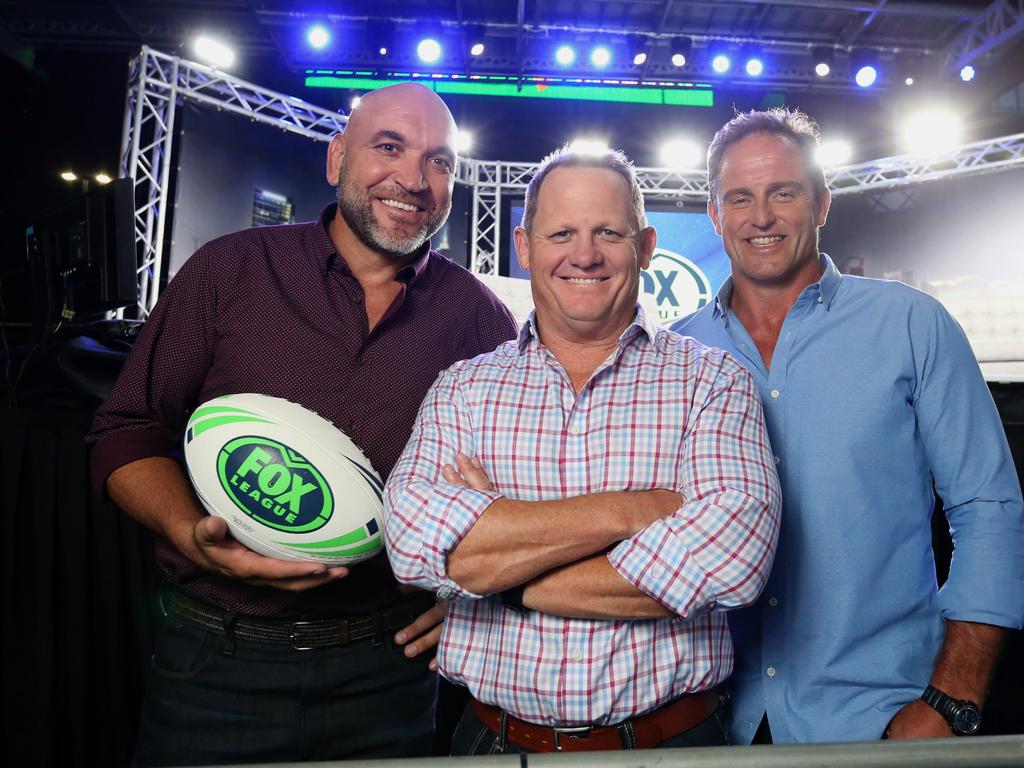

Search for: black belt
xmin=162 ymin=587 xmax=430 ymax=651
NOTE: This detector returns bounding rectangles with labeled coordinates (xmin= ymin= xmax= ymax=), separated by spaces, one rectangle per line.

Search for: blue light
xmin=307 ymin=25 xmax=330 ymax=50
xmin=745 ymin=57 xmax=764 ymax=77
xmin=556 ymin=45 xmax=576 ymax=65
xmin=417 ymin=38 xmax=442 ymax=63
xmin=712 ymin=54 xmax=731 ymax=74
xmin=855 ymin=65 xmax=877 ymax=87
xmin=960 ymin=65 xmax=976 ymax=82
xmin=590 ymin=46 xmax=611 ymax=68
xmin=470 ymin=42 xmax=485 ymax=56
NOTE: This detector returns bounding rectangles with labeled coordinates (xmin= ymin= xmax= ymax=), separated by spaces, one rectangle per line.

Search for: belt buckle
xmin=552 ymin=725 xmax=592 ymax=752
xmin=288 ymin=620 xmax=318 ymax=651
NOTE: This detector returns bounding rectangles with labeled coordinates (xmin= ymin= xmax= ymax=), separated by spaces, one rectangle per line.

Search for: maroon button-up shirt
xmin=88 ymin=204 xmax=517 ymax=616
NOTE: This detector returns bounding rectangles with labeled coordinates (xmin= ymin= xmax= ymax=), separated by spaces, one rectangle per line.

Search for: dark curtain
xmin=1 ymin=406 xmax=160 ymax=767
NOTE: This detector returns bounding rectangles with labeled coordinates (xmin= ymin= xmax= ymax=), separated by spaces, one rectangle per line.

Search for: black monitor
xmin=25 ymin=177 xmax=136 ymax=335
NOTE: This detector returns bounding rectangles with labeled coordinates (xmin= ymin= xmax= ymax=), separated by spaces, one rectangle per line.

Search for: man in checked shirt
xmin=384 ymin=145 xmax=782 ymax=754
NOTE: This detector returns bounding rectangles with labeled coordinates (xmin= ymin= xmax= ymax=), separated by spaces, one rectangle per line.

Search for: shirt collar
xmin=713 ymin=252 xmax=842 ymax=318
xmin=316 ymin=202 xmax=432 ymax=283
xmin=516 ymin=302 xmax=658 ymax=354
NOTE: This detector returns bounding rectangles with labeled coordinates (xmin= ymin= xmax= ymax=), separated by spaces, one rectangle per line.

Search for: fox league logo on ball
xmin=641 ymin=248 xmax=714 ymax=324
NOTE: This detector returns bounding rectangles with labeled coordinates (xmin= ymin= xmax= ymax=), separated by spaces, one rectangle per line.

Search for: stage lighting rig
xmin=812 ymin=47 xmax=833 ymax=77
xmin=417 ymin=38 xmax=442 ymax=64
xmin=670 ymin=37 xmax=692 ymax=68
xmin=629 ymin=35 xmax=650 ymax=66
xmin=556 ymin=45 xmax=577 ymax=66
xmin=816 ymin=139 xmax=852 ymax=167
xmin=193 ymin=35 xmax=235 ymax=69
xmin=591 ymin=45 xmax=612 ymax=68
xmin=902 ymin=108 xmax=963 ymax=155
xmin=659 ymin=138 xmax=703 ymax=169
xmin=744 ymin=48 xmax=765 ymax=77
xmin=852 ymin=50 xmax=878 ymax=88
xmin=307 ymin=25 xmax=330 ymax=50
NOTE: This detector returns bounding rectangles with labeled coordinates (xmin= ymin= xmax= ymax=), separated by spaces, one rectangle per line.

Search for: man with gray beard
xmin=88 ymin=82 xmax=517 ymax=766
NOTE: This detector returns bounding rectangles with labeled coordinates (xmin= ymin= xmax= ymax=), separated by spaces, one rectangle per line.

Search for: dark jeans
xmin=450 ymin=699 xmax=729 ymax=755
xmin=134 ymin=619 xmax=437 ymax=767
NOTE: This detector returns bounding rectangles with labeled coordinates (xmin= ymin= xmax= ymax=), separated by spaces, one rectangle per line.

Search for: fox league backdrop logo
xmin=642 ymin=249 xmax=714 ymax=324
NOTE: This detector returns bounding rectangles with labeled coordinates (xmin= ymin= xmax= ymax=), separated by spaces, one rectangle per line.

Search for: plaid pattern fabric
xmin=385 ymin=306 xmax=780 ymax=725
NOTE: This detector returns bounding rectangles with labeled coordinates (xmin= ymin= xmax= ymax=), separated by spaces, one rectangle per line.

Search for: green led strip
xmin=304 ymin=75 xmax=713 ymax=107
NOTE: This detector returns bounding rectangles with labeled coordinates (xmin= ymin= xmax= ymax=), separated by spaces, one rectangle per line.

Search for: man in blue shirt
xmin=674 ymin=108 xmax=1024 ymax=743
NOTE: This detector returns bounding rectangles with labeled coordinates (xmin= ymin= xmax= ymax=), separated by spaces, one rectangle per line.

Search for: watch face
xmin=953 ymin=705 xmax=982 ymax=735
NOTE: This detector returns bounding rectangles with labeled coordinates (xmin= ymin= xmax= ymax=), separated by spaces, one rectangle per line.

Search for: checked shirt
xmin=385 ymin=306 xmax=781 ymax=726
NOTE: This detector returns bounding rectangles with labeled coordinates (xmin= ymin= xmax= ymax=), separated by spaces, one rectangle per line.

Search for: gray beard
xmin=336 ymin=167 xmax=450 ymax=260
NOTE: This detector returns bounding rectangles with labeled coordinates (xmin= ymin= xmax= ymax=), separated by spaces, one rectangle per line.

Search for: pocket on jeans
xmin=150 ymin=624 xmax=219 ymax=680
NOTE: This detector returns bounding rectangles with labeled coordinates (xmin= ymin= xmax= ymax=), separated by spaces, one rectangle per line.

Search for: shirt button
xmin=770 ymin=389 xmax=780 ymax=399
xmin=817 ymin=296 xmax=823 ymax=304
xmin=766 ymin=666 xmax=777 ymax=678
xmin=768 ymin=597 xmax=778 ymax=607
xmin=573 ymin=648 xmax=583 ymax=662
xmin=437 ymin=586 xmax=453 ymax=601
xmin=773 ymin=455 xmax=780 ymax=465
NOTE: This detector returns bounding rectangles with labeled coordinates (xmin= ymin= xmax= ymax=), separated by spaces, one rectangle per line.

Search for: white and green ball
xmin=184 ymin=393 xmax=384 ymax=565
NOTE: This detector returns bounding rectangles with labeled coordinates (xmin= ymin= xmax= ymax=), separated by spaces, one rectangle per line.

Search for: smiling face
xmin=514 ymin=165 xmax=656 ymax=345
xmin=326 ymin=83 xmax=457 ymax=261
xmin=709 ymin=132 xmax=831 ymax=292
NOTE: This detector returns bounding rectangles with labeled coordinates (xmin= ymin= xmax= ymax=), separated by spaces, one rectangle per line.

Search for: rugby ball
xmin=183 ymin=393 xmax=384 ymax=565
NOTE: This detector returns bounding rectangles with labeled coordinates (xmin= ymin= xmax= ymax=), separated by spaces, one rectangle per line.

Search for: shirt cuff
xmin=89 ymin=430 xmax=180 ymax=498
xmin=388 ymin=484 xmax=500 ymax=601
xmin=607 ymin=517 xmax=716 ymax=617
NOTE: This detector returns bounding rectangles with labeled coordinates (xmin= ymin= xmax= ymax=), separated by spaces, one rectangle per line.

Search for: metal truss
xmin=120 ymin=46 xmax=347 ymax=316
xmin=464 ymin=132 xmax=1024 ymax=275
xmin=122 ymin=46 xmax=1024 ymax=299
xmin=944 ymin=0 xmax=1024 ymax=72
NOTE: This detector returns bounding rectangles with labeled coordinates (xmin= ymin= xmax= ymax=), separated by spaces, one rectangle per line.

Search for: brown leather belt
xmin=470 ymin=689 xmax=720 ymax=752
xmin=162 ymin=587 xmax=429 ymax=651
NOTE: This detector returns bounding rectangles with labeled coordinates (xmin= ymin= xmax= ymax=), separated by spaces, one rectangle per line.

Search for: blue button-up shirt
xmin=674 ymin=254 xmax=1024 ymax=743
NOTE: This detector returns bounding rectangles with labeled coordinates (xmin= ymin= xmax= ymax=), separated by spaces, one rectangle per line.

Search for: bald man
xmin=88 ymin=83 xmax=517 ymax=766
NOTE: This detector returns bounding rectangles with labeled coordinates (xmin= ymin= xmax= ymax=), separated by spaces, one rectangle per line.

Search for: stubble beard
xmin=336 ymin=162 xmax=451 ymax=260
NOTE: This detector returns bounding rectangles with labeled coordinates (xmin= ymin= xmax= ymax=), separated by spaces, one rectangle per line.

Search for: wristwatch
xmin=920 ymin=685 xmax=983 ymax=735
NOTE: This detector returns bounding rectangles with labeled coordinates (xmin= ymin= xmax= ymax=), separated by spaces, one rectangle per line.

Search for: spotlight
xmin=812 ymin=47 xmax=833 ymax=77
xmin=902 ymin=107 xmax=963 ymax=155
xmin=590 ymin=46 xmax=611 ymax=68
xmin=960 ymin=65 xmax=976 ymax=82
xmin=852 ymin=50 xmax=878 ymax=88
xmin=370 ymin=20 xmax=392 ymax=58
xmin=855 ymin=65 xmax=877 ymax=88
xmin=745 ymin=56 xmax=764 ymax=77
xmin=568 ymin=137 xmax=610 ymax=156
xmin=456 ymin=131 xmax=473 ymax=154
xmin=629 ymin=35 xmax=649 ymax=66
xmin=905 ymin=77 xmax=914 ymax=86
xmin=670 ymin=37 xmax=692 ymax=68
xmin=417 ymin=38 xmax=442 ymax=63
xmin=60 ymin=171 xmax=78 ymax=182
xmin=816 ymin=140 xmax=852 ymax=167
xmin=470 ymin=42 xmax=485 ymax=56
xmin=659 ymin=138 xmax=703 ymax=169
xmin=94 ymin=173 xmax=113 ymax=185
xmin=555 ymin=45 xmax=576 ymax=65
xmin=712 ymin=54 xmax=731 ymax=74
xmin=193 ymin=35 xmax=236 ymax=69
xmin=307 ymin=25 xmax=330 ymax=50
